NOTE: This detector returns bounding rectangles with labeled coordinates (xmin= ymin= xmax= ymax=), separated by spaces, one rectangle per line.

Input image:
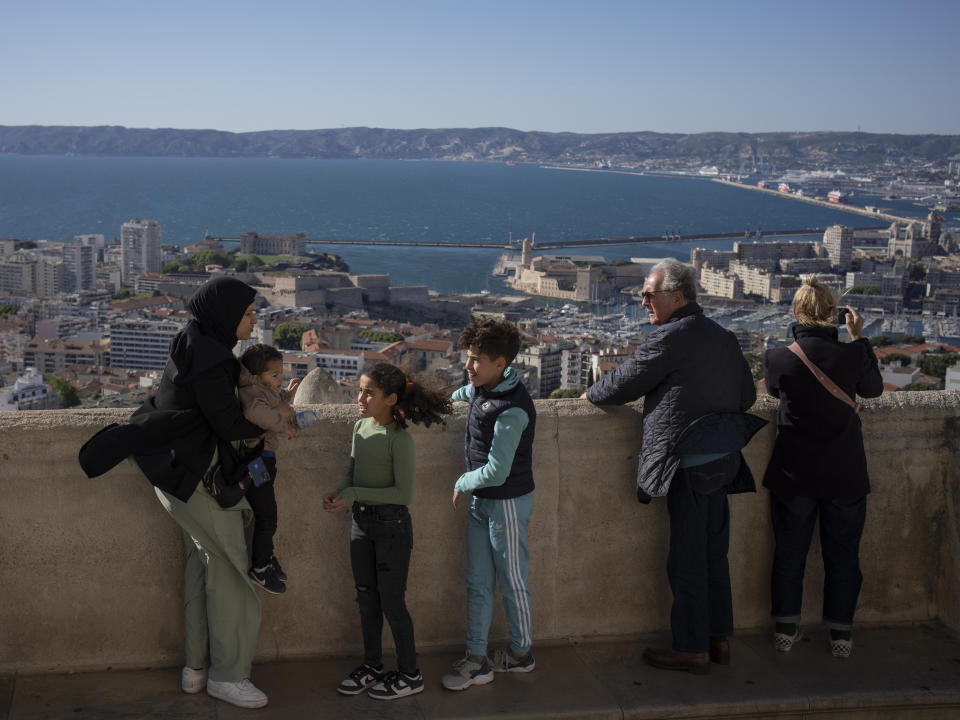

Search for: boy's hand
xmin=452 ymin=489 xmax=461 ymax=509
xmin=287 ymin=378 xmax=301 ymax=394
xmin=284 ymin=426 xmax=298 ymax=440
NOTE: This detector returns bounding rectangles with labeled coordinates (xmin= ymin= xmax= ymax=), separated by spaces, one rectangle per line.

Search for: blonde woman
xmin=762 ymin=277 xmax=882 ymax=659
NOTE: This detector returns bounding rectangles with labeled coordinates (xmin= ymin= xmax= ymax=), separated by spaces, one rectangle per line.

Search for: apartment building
xmin=107 ymin=318 xmax=184 ymax=370
xmin=120 ymin=219 xmax=162 ymax=285
xmin=823 ymin=225 xmax=854 ymax=271
xmin=22 ymin=337 xmax=109 ymax=374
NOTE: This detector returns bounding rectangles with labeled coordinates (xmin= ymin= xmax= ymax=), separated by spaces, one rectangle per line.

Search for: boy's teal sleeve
xmin=454 ymin=407 xmax=528 ymax=494
xmin=451 ymin=384 xmax=473 ymax=402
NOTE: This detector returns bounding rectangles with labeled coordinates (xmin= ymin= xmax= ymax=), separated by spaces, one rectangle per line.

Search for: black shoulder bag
xmin=203 ymin=437 xmax=265 ymax=508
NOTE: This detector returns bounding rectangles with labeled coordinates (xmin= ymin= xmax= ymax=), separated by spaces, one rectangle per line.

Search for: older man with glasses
xmin=582 ymin=258 xmax=761 ymax=675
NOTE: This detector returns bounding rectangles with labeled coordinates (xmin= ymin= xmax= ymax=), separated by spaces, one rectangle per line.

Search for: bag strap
xmin=787 ymin=342 xmax=862 ymax=413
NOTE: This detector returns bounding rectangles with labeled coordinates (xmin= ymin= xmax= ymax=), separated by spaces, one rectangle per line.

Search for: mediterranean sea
xmin=0 ymin=155 xmax=894 ymax=294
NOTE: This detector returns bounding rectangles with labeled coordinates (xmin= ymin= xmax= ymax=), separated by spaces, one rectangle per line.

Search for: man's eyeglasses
xmin=640 ymin=290 xmax=671 ymax=302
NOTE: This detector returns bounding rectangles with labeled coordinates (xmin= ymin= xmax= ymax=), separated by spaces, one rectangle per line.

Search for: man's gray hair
xmin=650 ymin=257 xmax=697 ymax=302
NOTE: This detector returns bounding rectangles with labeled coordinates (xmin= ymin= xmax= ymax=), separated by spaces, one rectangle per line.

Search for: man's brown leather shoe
xmin=642 ymin=647 xmax=710 ymax=674
xmin=709 ymin=639 xmax=730 ymax=665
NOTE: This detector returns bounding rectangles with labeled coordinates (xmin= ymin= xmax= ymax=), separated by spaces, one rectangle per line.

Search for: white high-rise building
xmin=823 ymin=225 xmax=854 ymax=271
xmin=63 ymin=234 xmax=102 ymax=291
xmin=120 ymin=219 xmax=162 ymax=285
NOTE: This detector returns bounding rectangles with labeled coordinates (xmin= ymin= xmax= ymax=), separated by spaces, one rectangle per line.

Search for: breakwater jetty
xmin=711 ymin=178 xmax=918 ymax=225
xmin=210 ymin=226 xmax=882 ymax=252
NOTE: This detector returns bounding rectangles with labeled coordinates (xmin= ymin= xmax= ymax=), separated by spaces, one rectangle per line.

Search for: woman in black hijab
xmin=148 ymin=276 xmax=271 ymax=709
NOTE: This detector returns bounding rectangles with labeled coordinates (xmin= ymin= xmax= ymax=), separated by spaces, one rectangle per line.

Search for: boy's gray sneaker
xmin=491 ymin=648 xmax=536 ymax=673
xmin=441 ymin=652 xmax=494 ymax=691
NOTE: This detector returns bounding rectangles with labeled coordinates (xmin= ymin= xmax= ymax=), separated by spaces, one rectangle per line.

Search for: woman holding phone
xmin=761 ymin=276 xmax=883 ymax=659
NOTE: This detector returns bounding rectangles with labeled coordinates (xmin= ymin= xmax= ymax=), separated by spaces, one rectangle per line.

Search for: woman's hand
xmin=845 ymin=305 xmax=864 ymax=340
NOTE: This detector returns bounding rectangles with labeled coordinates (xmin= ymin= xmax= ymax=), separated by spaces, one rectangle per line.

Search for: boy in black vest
xmin=441 ymin=318 xmax=537 ymax=691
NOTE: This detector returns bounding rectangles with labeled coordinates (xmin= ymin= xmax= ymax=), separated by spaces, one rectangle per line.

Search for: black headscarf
xmin=166 ymin=277 xmax=257 ymax=384
xmin=187 ymin=276 xmax=257 ymax=348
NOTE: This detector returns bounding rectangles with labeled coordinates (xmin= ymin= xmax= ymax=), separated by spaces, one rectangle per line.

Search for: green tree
xmin=908 ymin=262 xmax=927 ymax=281
xmin=869 ymin=336 xmax=894 ymax=347
xmin=45 ymin=375 xmax=80 ymax=408
xmin=233 ymin=254 xmax=265 ymax=272
xmin=901 ymin=382 xmax=939 ymax=392
xmin=358 ymin=329 xmax=404 ymax=343
xmin=191 ymin=249 xmax=231 ymax=268
xmin=883 ymin=353 xmax=911 ymax=366
xmin=163 ymin=261 xmax=189 ymax=273
xmin=0 ymin=304 xmax=19 ymax=317
xmin=548 ymin=388 xmax=584 ymax=399
xmin=920 ymin=354 xmax=959 ymax=379
xmin=274 ymin=322 xmax=307 ymax=350
xmin=845 ymin=285 xmax=881 ymax=295
xmin=896 ymin=335 xmax=925 ymax=345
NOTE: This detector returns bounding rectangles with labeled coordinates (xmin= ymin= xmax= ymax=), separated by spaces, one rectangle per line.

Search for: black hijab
xmin=187 ymin=276 xmax=257 ymax=348
xmin=168 ymin=277 xmax=257 ymax=384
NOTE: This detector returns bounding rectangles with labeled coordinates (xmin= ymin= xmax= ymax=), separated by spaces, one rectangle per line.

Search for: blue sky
xmin=1 ymin=0 xmax=957 ymax=135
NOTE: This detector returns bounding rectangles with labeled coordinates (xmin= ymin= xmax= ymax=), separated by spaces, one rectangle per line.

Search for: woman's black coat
xmin=762 ymin=324 xmax=883 ymax=499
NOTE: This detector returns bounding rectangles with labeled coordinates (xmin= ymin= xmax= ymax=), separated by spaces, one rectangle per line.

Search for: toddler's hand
xmin=287 ymin=378 xmax=301 ymax=393
xmin=285 ymin=426 xmax=298 ymax=440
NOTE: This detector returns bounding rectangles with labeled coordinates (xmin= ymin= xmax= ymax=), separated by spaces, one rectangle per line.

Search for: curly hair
xmin=240 ymin=343 xmax=283 ymax=375
xmin=364 ymin=362 xmax=452 ymax=429
xmin=458 ymin=317 xmax=521 ymax=366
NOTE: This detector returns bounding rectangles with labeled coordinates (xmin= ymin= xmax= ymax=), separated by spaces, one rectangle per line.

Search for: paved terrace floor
xmin=4 ymin=624 xmax=959 ymax=720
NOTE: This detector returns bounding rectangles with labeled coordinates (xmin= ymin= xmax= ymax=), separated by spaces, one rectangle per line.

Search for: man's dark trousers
xmin=666 ymin=453 xmax=739 ymax=653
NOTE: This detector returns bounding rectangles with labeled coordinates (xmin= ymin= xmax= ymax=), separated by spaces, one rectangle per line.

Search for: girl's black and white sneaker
xmin=367 ymin=670 xmax=424 ymax=700
xmin=337 ymin=663 xmax=384 ymax=695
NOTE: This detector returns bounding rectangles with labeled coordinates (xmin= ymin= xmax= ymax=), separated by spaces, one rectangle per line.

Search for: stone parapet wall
xmin=1 ymin=392 xmax=958 ymax=674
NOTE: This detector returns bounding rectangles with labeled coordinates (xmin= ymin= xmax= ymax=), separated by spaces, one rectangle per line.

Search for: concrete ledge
xmin=1 ymin=392 xmax=958 ymax=674
xmin=4 ymin=625 xmax=959 ymax=719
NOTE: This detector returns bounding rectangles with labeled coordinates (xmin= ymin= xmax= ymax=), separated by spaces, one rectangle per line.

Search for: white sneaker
xmin=206 ymin=678 xmax=269 ymax=708
xmin=181 ymin=666 xmax=207 ymax=694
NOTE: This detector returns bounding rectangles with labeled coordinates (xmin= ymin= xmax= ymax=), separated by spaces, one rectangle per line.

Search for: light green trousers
xmin=155 ymin=482 xmax=262 ymax=682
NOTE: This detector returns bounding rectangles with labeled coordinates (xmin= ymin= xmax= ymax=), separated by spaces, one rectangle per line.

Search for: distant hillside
xmin=2 ymin=125 xmax=959 ymax=170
